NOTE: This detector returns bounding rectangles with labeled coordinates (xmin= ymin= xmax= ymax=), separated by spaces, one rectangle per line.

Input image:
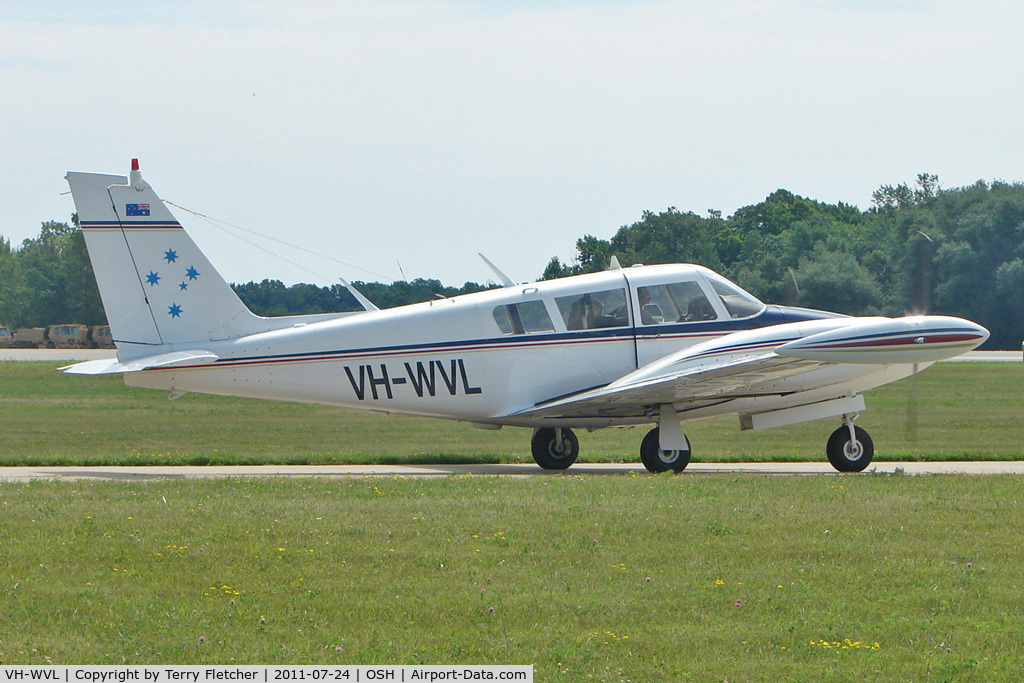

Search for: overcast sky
xmin=3 ymin=0 xmax=1023 ymax=287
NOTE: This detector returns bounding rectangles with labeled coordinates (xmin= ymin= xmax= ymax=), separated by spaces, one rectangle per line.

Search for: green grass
xmin=1 ymin=361 xmax=1023 ymax=466
xmin=3 ymin=362 xmax=1024 ymax=677
xmin=2 ymin=474 xmax=1024 ymax=680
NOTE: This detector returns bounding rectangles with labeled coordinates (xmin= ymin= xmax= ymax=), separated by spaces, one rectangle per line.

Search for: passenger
xmin=567 ymin=294 xmax=603 ymax=330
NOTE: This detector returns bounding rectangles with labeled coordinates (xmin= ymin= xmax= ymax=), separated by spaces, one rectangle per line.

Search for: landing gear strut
xmin=640 ymin=426 xmax=691 ymax=473
xmin=826 ymin=415 xmax=873 ymax=472
xmin=531 ymin=427 xmax=579 ymax=470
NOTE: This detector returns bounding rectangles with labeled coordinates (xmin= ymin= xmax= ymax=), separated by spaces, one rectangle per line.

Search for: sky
xmin=3 ymin=0 xmax=1024 ymax=287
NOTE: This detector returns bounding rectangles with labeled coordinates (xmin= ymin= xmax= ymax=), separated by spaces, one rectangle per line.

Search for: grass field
xmin=2 ymin=474 xmax=1024 ymax=680
xmin=3 ymin=361 xmax=1024 ymax=678
xmin=1 ymin=361 xmax=1022 ymax=466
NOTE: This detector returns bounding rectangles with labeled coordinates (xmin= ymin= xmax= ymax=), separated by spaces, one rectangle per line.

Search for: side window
xmin=640 ymin=281 xmax=717 ymax=324
xmin=554 ymin=289 xmax=629 ymax=331
xmin=492 ymin=300 xmax=555 ymax=335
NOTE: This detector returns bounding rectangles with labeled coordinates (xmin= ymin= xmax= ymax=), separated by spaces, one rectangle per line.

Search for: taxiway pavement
xmin=1 ymin=461 xmax=1023 ymax=482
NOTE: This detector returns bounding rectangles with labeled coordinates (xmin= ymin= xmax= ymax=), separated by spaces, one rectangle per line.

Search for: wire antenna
xmin=164 ymin=200 xmax=394 ymax=283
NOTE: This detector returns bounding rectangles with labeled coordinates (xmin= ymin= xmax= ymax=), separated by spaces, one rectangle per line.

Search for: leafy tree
xmin=793 ymin=245 xmax=883 ymax=315
xmin=541 ymin=256 xmax=574 ymax=281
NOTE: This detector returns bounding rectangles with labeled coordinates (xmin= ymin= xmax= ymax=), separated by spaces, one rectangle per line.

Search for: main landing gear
xmin=639 ymin=426 xmax=691 ymax=473
xmin=530 ymin=425 xmax=692 ymax=473
xmin=531 ymin=427 xmax=580 ymax=470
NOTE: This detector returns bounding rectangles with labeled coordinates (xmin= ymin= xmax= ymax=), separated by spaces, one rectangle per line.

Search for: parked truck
xmin=12 ymin=327 xmax=49 ymax=348
xmin=89 ymin=325 xmax=115 ymax=349
xmin=9 ymin=324 xmax=115 ymax=349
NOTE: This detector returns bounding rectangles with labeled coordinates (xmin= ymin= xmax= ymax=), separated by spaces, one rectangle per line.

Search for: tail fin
xmin=66 ymin=160 xmax=261 ymax=352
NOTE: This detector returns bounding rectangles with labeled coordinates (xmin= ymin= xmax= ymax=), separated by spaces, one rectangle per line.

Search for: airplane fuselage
xmin=124 ymin=264 xmax=915 ymax=429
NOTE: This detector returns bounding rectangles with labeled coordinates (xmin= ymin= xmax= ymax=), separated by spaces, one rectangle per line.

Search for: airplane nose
xmin=968 ymin=319 xmax=990 ymax=343
xmin=932 ymin=315 xmax=989 ymax=350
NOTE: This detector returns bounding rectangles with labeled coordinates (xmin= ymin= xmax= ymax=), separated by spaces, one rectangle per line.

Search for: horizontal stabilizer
xmin=60 ymin=350 xmax=219 ymax=375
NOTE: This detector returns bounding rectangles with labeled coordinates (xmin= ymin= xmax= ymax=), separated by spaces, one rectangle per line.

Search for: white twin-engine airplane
xmin=64 ymin=161 xmax=989 ymax=473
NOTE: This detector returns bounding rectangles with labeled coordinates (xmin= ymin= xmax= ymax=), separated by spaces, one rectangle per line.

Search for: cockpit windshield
xmin=703 ymin=273 xmax=765 ymax=319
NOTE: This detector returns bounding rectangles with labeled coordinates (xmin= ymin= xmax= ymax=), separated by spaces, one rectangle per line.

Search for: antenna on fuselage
xmin=608 ymin=255 xmax=622 ymax=271
xmin=339 ymin=278 xmax=380 ymax=312
xmin=478 ymin=253 xmax=516 ymax=287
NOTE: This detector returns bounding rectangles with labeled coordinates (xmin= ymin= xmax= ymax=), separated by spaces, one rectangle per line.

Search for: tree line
xmin=3 ymin=174 xmax=1023 ymax=348
xmin=545 ymin=174 xmax=1024 ymax=349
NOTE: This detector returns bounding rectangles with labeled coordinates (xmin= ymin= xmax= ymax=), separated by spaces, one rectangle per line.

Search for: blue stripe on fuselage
xmin=205 ymin=306 xmax=829 ymax=369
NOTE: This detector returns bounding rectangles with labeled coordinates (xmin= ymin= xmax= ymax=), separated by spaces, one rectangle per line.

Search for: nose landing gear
xmin=826 ymin=415 xmax=873 ymax=472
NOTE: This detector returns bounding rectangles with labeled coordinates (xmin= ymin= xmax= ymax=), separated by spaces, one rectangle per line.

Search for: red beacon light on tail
xmin=129 ymin=158 xmax=144 ymax=189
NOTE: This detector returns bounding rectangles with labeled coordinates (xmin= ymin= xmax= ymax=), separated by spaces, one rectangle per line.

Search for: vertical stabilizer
xmin=66 ymin=160 xmax=260 ymax=354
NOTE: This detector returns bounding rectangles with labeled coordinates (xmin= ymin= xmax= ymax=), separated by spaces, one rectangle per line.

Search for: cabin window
xmin=639 ymin=281 xmax=717 ymax=324
xmin=492 ymin=300 xmax=555 ymax=335
xmin=554 ymin=288 xmax=629 ymax=330
xmin=706 ymin=276 xmax=764 ymax=318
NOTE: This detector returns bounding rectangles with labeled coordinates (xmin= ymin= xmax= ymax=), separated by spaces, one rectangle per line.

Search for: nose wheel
xmin=826 ymin=418 xmax=873 ymax=472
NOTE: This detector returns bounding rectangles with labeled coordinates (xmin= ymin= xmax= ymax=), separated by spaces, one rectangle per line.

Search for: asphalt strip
xmin=1 ymin=461 xmax=1024 ymax=482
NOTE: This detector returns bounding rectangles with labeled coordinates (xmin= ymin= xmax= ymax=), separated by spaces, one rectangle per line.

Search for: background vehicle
xmin=12 ymin=327 xmax=49 ymax=348
xmin=9 ymin=324 xmax=114 ymax=349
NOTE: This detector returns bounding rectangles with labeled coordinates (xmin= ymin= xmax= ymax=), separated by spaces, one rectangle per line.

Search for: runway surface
xmin=1 ymin=461 xmax=1023 ymax=482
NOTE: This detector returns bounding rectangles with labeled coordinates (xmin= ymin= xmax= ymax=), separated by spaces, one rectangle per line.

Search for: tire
xmin=640 ymin=427 xmax=691 ymax=473
xmin=531 ymin=427 xmax=579 ymax=470
xmin=826 ymin=425 xmax=873 ymax=472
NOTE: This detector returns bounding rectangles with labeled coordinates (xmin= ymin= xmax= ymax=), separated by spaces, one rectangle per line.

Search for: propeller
xmin=906 ymin=361 xmax=919 ymax=442
xmin=905 ymin=230 xmax=937 ymax=443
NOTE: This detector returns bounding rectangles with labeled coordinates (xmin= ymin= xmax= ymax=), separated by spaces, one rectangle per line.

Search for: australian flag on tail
xmin=126 ymin=203 xmax=151 ymax=216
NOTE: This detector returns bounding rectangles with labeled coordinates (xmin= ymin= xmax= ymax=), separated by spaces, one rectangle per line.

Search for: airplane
xmin=63 ymin=160 xmax=990 ymax=473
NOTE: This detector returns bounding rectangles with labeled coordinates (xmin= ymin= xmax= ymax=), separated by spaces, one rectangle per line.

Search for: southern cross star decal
xmin=154 ymin=250 xmax=195 ymax=319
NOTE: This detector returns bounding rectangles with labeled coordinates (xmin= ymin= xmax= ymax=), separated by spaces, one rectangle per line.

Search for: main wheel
xmin=531 ymin=427 xmax=579 ymax=470
xmin=640 ymin=427 xmax=691 ymax=473
xmin=826 ymin=425 xmax=873 ymax=472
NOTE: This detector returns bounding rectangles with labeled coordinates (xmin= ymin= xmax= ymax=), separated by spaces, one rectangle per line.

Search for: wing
xmin=510 ymin=350 xmax=824 ymax=421
xmin=507 ymin=315 xmax=988 ymax=421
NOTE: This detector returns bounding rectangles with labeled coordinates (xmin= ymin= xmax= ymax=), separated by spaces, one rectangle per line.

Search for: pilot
xmin=637 ymin=287 xmax=651 ymax=308
xmin=636 ymin=287 xmax=664 ymax=325
xmin=686 ymin=295 xmax=716 ymax=321
xmin=608 ymin=287 xmax=655 ymax=325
